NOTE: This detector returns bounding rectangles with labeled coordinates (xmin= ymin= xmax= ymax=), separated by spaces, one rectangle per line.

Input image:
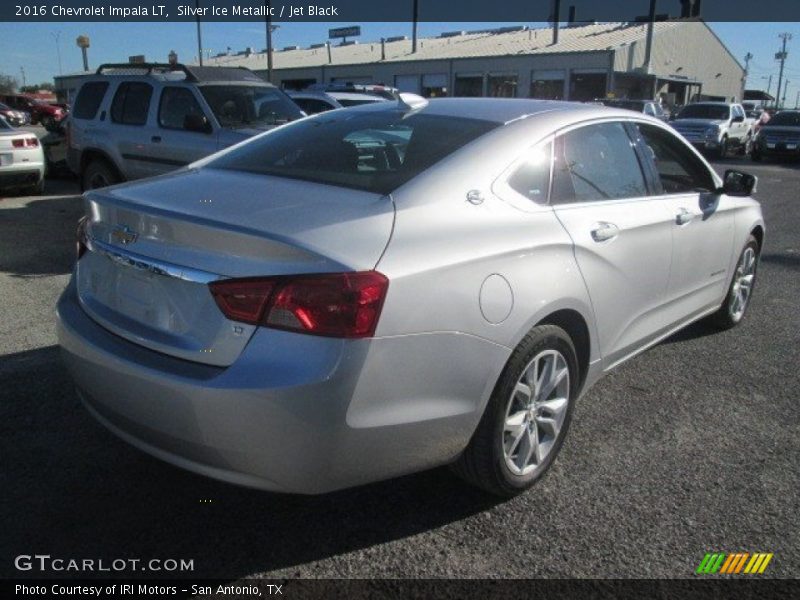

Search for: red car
xmin=0 ymin=94 xmax=65 ymax=127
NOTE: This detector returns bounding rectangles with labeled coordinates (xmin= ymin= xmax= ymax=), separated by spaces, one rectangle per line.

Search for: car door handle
xmin=675 ymin=208 xmax=695 ymax=225
xmin=590 ymin=222 xmax=619 ymax=242
xmin=151 ymin=136 xmax=162 ymax=143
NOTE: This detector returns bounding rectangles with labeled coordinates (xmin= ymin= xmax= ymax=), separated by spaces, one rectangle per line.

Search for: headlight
xmin=705 ymin=126 xmax=720 ymax=137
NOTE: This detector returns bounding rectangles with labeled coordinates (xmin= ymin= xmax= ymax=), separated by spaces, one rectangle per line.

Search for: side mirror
xmin=732 ymin=115 xmax=744 ymax=123
xmin=183 ymin=113 xmax=212 ymax=134
xmin=721 ymin=169 xmax=757 ymax=196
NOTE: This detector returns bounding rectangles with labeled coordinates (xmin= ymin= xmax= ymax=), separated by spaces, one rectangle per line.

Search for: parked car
xmin=598 ymin=99 xmax=669 ymax=122
xmin=0 ymin=115 xmax=45 ymax=194
xmin=0 ymin=94 xmax=65 ymax=128
xmin=304 ymin=82 xmax=400 ymax=100
xmin=288 ymin=90 xmax=388 ymax=114
xmin=0 ymin=102 xmax=27 ymax=127
xmin=751 ymin=110 xmax=800 ymax=162
xmin=670 ymin=102 xmax=752 ymax=158
xmin=57 ymin=99 xmax=764 ymax=496
xmin=67 ymin=62 xmax=305 ymax=190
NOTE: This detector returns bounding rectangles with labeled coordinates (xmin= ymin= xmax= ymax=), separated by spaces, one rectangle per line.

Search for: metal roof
xmin=202 ymin=21 xmax=685 ymax=71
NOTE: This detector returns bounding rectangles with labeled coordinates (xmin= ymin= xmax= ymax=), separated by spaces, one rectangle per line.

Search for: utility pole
xmin=264 ymin=3 xmax=278 ymax=83
xmin=19 ymin=66 xmax=26 ymax=89
xmin=411 ymin=0 xmax=419 ymax=53
xmin=762 ymin=74 xmax=772 ymax=100
xmin=775 ymin=32 xmax=792 ymax=109
xmin=742 ymin=51 xmax=752 ymax=99
xmin=196 ymin=0 xmax=203 ymax=66
xmin=51 ymin=31 xmax=63 ymax=76
xmin=795 ymin=89 xmax=800 ymax=109
xmin=782 ymin=78 xmax=790 ymax=108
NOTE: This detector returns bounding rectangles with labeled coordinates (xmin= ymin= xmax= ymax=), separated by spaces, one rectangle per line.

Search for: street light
xmin=51 ymin=31 xmax=63 ymax=76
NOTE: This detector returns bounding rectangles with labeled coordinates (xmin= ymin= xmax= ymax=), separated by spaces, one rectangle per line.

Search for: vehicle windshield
xmin=207 ymin=111 xmax=498 ymax=194
xmin=677 ymin=104 xmax=730 ymax=120
xmin=199 ymin=85 xmax=304 ymax=128
xmin=766 ymin=111 xmax=800 ymax=127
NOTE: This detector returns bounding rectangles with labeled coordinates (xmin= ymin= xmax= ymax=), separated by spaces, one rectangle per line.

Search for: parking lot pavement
xmin=0 ymin=159 xmax=798 ymax=580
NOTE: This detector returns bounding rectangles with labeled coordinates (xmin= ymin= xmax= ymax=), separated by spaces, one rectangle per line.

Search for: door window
xmin=551 ymin=122 xmax=648 ymax=204
xmin=110 ymin=82 xmax=153 ymax=125
xmin=159 ymin=87 xmax=207 ymax=129
xmin=635 ymin=123 xmax=716 ymax=194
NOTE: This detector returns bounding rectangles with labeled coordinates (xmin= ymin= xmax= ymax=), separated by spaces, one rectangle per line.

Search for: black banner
xmin=4 ymin=578 xmax=800 ymax=600
xmin=3 ymin=0 xmax=800 ymax=23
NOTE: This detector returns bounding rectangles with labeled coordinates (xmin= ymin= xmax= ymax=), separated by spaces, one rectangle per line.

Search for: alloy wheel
xmin=503 ymin=349 xmax=570 ymax=476
xmin=730 ymin=246 xmax=756 ymax=322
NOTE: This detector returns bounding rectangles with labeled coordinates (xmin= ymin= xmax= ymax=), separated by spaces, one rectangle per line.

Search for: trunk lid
xmin=77 ymin=167 xmax=394 ymax=366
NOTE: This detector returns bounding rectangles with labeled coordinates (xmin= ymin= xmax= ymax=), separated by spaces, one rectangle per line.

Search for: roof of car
xmin=364 ymin=97 xmax=596 ymax=124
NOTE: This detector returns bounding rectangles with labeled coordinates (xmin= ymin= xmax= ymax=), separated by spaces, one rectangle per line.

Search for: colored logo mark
xmin=696 ymin=552 xmax=774 ymax=575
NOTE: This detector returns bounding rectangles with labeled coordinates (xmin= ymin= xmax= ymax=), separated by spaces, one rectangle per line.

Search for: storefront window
xmin=454 ymin=75 xmax=483 ymax=97
xmin=530 ymin=70 xmax=565 ymax=100
xmin=488 ymin=74 xmax=518 ymax=98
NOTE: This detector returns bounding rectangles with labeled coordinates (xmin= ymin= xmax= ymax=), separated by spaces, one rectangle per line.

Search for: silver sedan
xmin=57 ymin=98 xmax=764 ymax=496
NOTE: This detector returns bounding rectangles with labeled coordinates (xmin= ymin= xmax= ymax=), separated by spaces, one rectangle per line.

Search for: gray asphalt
xmin=0 ymin=156 xmax=798 ymax=580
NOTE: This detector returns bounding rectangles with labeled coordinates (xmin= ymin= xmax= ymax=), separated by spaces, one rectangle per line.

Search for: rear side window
xmin=507 ymin=142 xmax=553 ymax=203
xmin=207 ymin=111 xmax=498 ymax=194
xmin=73 ymin=82 xmax=109 ymax=120
xmin=552 ymin=122 xmax=648 ymax=204
xmin=110 ymin=82 xmax=153 ymax=125
xmin=635 ymin=123 xmax=715 ymax=194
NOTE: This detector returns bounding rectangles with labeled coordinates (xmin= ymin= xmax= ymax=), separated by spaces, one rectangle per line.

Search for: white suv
xmin=671 ymin=102 xmax=752 ymax=158
xmin=67 ymin=63 xmax=304 ymax=189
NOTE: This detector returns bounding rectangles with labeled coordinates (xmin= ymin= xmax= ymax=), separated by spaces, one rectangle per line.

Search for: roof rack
xmin=96 ymin=62 xmax=196 ymax=80
xmin=95 ymin=63 xmax=266 ymax=84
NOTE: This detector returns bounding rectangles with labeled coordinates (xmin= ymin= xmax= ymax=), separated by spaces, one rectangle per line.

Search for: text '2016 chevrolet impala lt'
xmin=57 ymin=97 xmax=764 ymax=496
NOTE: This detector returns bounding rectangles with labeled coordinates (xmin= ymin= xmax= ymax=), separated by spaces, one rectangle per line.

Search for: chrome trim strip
xmin=87 ymin=238 xmax=222 ymax=284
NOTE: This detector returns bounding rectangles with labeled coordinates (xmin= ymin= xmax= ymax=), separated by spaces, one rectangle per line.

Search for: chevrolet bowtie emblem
xmin=111 ymin=224 xmax=138 ymax=245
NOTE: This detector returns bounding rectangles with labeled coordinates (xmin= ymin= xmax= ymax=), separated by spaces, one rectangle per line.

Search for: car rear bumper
xmin=57 ymin=278 xmax=509 ymax=494
xmin=0 ymin=166 xmax=44 ymax=188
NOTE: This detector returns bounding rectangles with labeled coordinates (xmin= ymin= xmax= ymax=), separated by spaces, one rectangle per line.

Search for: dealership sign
xmin=329 ymin=26 xmax=361 ymax=39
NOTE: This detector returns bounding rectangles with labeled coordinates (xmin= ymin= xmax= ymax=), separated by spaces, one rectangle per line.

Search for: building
xmin=53 ymin=20 xmax=744 ymax=108
xmin=202 ymin=20 xmax=744 ymax=107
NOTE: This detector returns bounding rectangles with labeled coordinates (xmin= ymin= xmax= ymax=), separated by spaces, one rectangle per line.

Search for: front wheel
xmin=716 ymin=136 xmax=728 ymax=159
xmin=81 ymin=159 xmax=120 ymax=190
xmin=709 ymin=235 xmax=759 ymax=330
xmin=451 ymin=324 xmax=579 ymax=497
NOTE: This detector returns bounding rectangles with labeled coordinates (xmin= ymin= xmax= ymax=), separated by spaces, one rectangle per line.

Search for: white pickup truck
xmin=670 ymin=102 xmax=754 ymax=158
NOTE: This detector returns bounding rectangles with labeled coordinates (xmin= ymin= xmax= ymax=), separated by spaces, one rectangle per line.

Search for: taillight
xmin=12 ymin=137 xmax=38 ymax=148
xmin=76 ymin=216 xmax=89 ymax=260
xmin=209 ymin=271 xmax=389 ymax=338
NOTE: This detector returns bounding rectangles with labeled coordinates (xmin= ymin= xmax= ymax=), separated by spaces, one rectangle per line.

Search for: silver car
xmin=57 ymin=98 xmax=764 ymax=496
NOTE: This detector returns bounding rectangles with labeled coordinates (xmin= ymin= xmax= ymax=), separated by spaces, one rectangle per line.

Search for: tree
xmin=21 ymin=83 xmax=54 ymax=93
xmin=0 ymin=74 xmax=18 ymax=94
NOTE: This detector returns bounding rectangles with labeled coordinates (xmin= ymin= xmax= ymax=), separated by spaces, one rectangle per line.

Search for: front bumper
xmin=57 ymin=279 xmax=508 ymax=494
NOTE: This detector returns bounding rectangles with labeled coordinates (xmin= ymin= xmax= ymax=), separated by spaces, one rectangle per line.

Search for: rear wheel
xmin=452 ymin=325 xmax=579 ymax=497
xmin=82 ymin=159 xmax=119 ymax=190
xmin=25 ymin=179 xmax=45 ymax=196
xmin=710 ymin=235 xmax=759 ymax=330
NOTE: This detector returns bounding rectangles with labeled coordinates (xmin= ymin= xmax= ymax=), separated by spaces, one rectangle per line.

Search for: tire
xmin=742 ymin=135 xmax=752 ymax=156
xmin=709 ymin=235 xmax=759 ymax=330
xmin=40 ymin=116 xmax=54 ymax=130
xmin=716 ymin=136 xmax=728 ymax=159
xmin=25 ymin=179 xmax=45 ymax=196
xmin=82 ymin=159 xmax=120 ymax=190
xmin=451 ymin=324 xmax=579 ymax=497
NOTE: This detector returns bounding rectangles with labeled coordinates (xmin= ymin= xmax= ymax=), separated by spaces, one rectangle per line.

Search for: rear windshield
xmin=199 ymin=85 xmax=304 ymax=128
xmin=606 ymin=100 xmax=644 ymax=111
xmin=677 ymin=104 xmax=730 ymax=120
xmin=766 ymin=111 xmax=800 ymax=127
xmin=207 ymin=110 xmax=498 ymax=194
